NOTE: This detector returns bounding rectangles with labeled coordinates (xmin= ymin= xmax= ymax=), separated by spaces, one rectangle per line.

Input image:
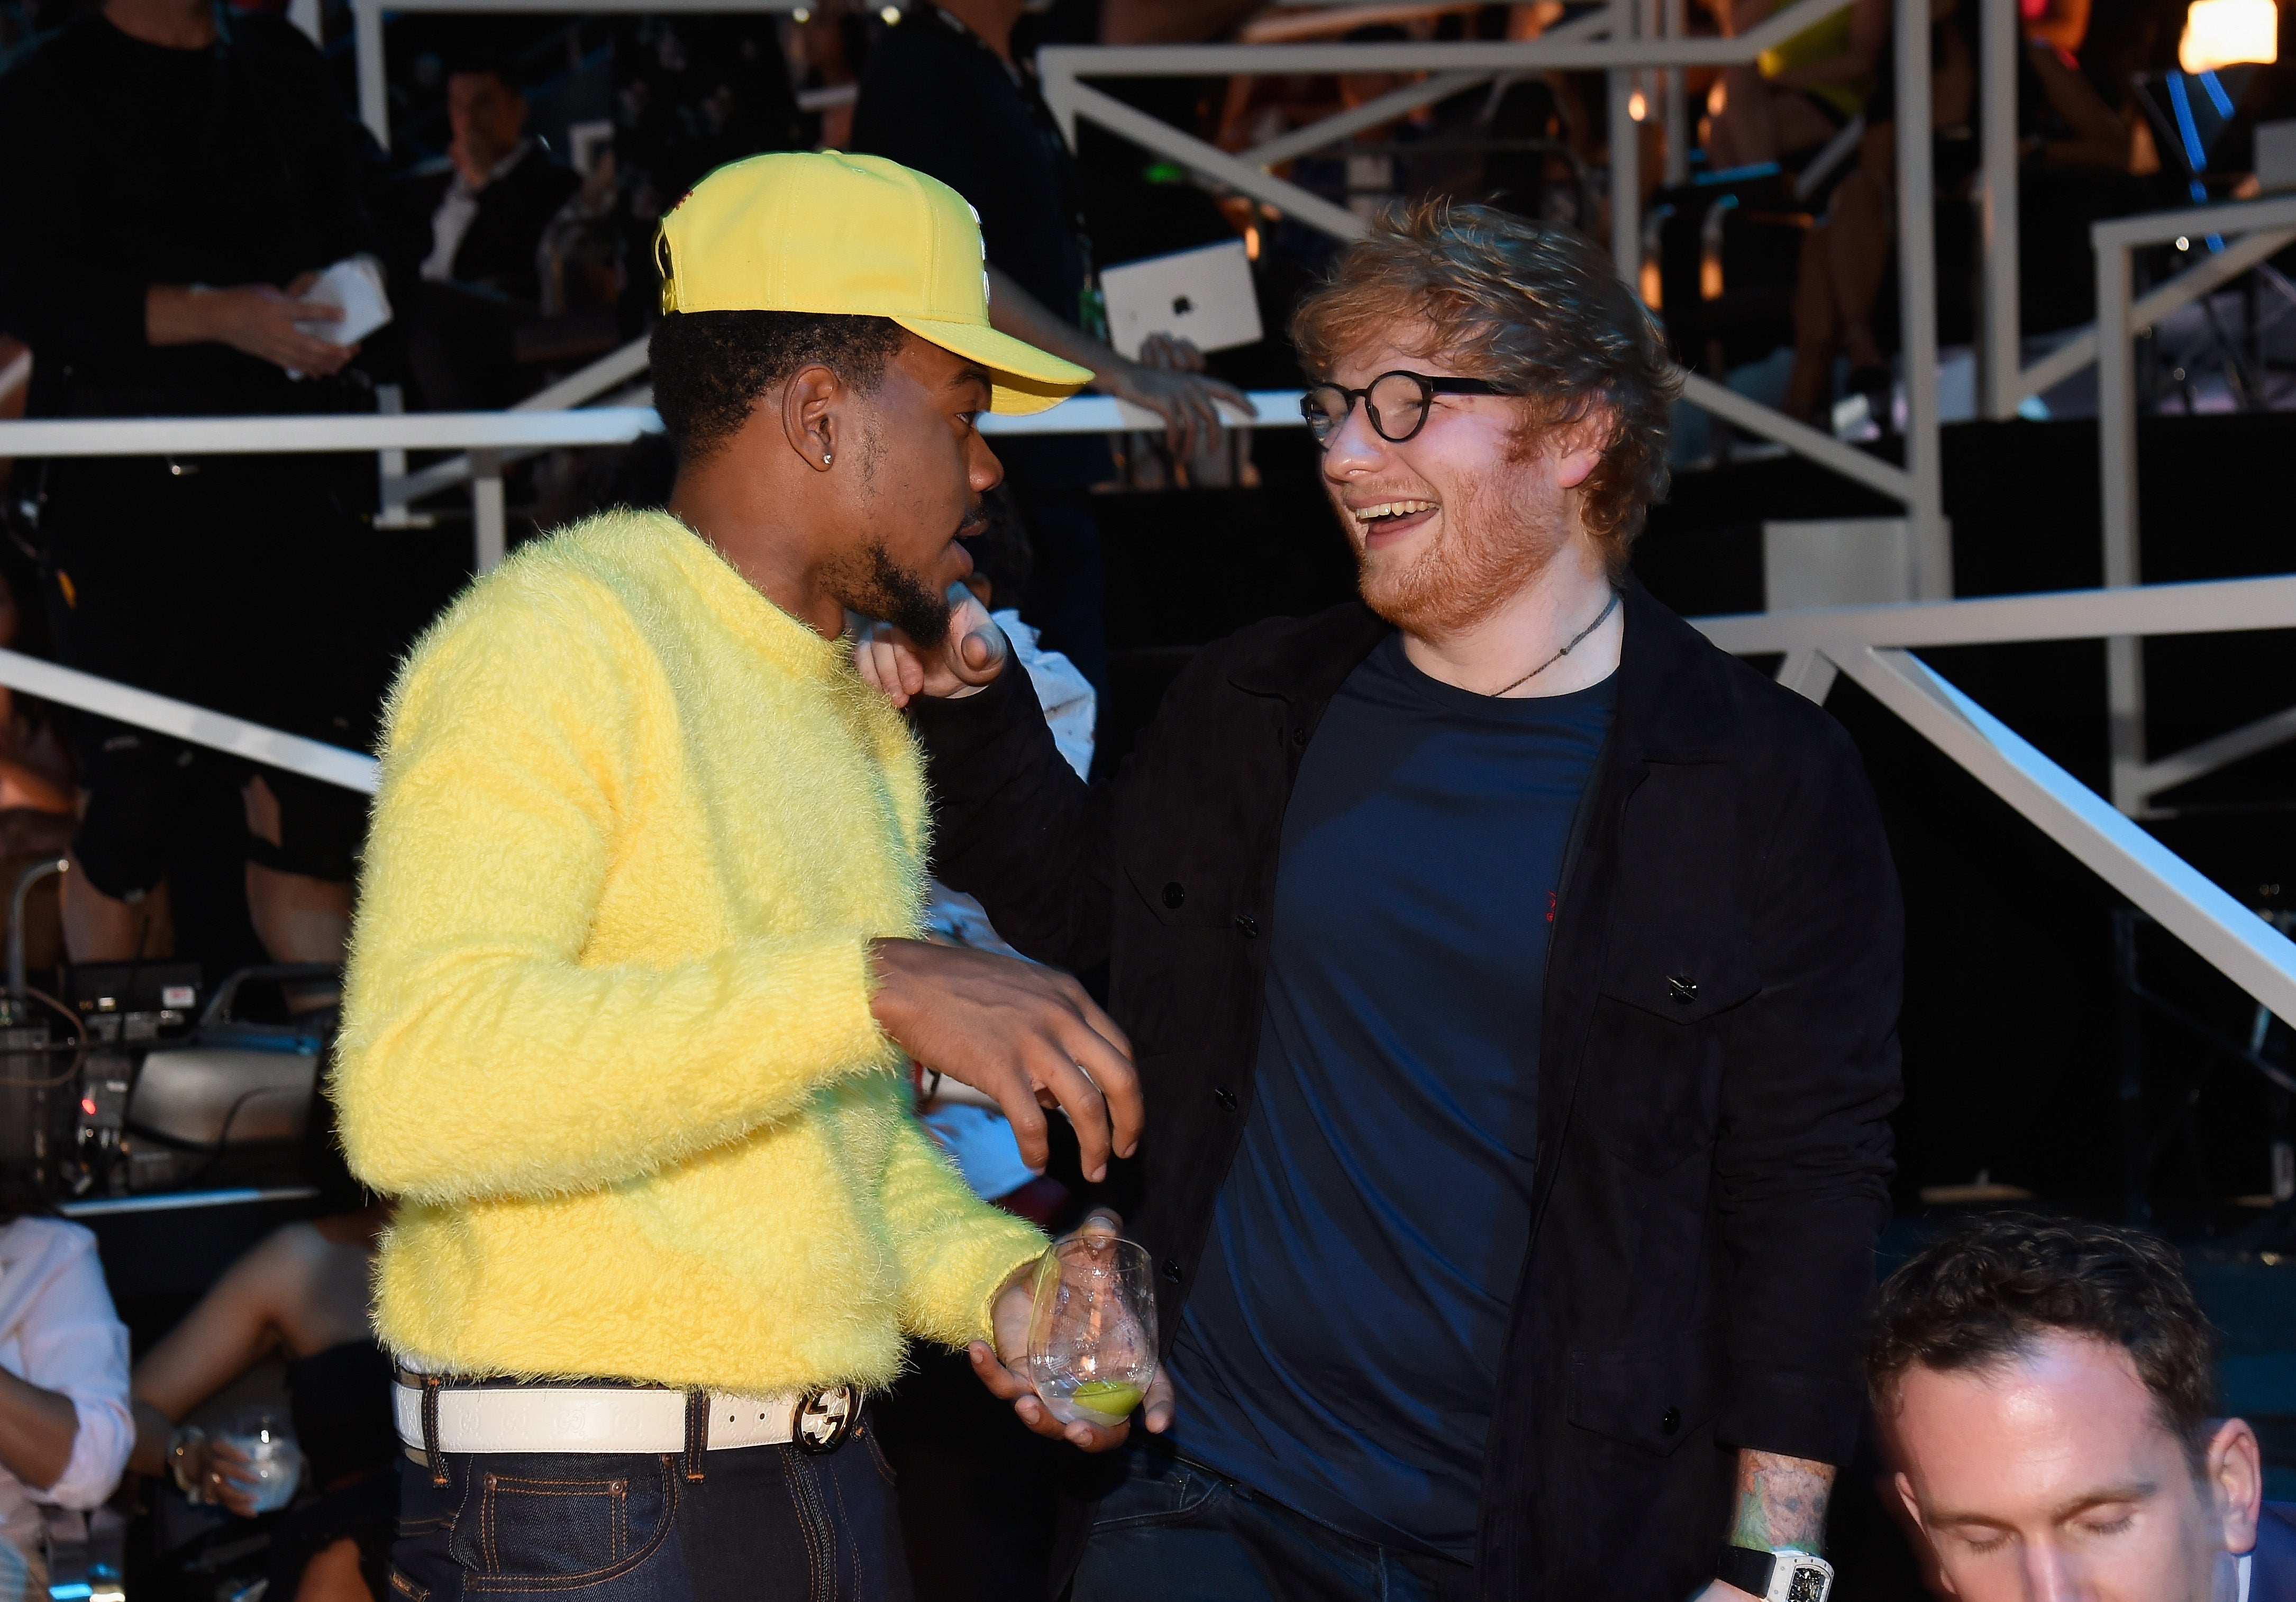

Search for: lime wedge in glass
xmin=1070 ymin=1380 xmax=1142 ymax=1419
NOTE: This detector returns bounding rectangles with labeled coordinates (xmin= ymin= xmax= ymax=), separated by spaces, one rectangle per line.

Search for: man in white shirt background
xmin=0 ymin=1197 xmax=134 ymax=1602
xmin=387 ymin=49 xmax=580 ymax=408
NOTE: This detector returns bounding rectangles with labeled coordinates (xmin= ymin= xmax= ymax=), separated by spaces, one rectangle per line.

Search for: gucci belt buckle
xmin=794 ymin=1385 xmax=857 ymax=1454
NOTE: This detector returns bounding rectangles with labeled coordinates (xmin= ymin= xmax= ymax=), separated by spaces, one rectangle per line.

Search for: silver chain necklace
xmin=1485 ymin=589 xmax=1621 ymax=698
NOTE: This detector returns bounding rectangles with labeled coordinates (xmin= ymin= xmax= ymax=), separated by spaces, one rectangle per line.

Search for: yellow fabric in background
xmin=1757 ymin=7 xmax=1869 ymax=121
xmin=334 ymin=508 xmax=1044 ymax=1396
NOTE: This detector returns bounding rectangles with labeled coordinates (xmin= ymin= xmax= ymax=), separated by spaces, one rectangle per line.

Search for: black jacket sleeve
xmin=0 ymin=49 xmax=149 ymax=364
xmin=910 ymin=658 xmax=1116 ymax=976
xmin=1711 ymin=711 xmax=1903 ymax=1465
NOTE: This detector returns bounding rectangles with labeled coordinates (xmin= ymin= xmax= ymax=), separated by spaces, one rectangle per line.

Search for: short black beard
xmin=833 ymin=540 xmax=951 ymax=649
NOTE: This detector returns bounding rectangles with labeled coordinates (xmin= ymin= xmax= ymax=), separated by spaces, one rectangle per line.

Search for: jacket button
xmin=1162 ymin=882 xmax=1187 ymax=909
xmin=1666 ymin=974 xmax=1698 ymax=1005
xmin=1214 ymin=1086 xmax=1238 ymax=1111
xmin=1233 ymin=913 xmax=1258 ymax=938
xmin=1661 ymin=1407 xmax=1681 ymax=1435
xmin=1292 ymin=725 xmax=1310 ymax=745
xmin=1162 ymin=1259 xmax=1183 ymax=1284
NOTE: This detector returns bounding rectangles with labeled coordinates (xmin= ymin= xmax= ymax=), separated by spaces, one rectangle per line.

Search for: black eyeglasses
xmin=1299 ymin=370 xmax=1515 ymax=444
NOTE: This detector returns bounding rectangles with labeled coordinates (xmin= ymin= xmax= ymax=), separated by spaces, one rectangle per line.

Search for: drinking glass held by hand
xmin=1026 ymin=1235 xmax=1159 ymax=1427
xmin=213 ymin=1407 xmax=302 ymax=1515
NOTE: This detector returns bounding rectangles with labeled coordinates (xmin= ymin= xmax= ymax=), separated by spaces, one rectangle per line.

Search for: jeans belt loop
xmin=420 ymin=1376 xmax=448 ymax=1487
xmin=683 ymin=1391 xmax=709 ymax=1483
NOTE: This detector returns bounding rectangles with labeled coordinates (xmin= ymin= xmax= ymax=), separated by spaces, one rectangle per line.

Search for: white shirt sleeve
xmin=0 ymin=1221 xmax=133 ymax=1509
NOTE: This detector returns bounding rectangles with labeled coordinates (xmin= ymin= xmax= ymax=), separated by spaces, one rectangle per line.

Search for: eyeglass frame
xmin=1299 ymin=369 xmax=1517 ymax=445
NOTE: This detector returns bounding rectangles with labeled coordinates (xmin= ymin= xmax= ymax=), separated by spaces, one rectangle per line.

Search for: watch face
xmin=1785 ymin=1561 xmax=1831 ymax=1602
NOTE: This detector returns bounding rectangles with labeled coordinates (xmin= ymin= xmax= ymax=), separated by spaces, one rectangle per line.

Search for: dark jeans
xmin=1069 ymin=1443 xmax=1476 ymax=1602
xmin=389 ymin=1423 xmax=912 ymax=1602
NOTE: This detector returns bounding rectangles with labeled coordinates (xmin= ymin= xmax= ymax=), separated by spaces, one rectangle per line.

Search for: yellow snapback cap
xmin=655 ymin=150 xmax=1092 ymax=416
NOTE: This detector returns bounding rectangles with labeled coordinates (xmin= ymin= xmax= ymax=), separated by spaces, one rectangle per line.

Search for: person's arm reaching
xmin=853 ymin=587 xmax=1117 ymax=977
xmin=986 ymin=265 xmax=1253 ymax=458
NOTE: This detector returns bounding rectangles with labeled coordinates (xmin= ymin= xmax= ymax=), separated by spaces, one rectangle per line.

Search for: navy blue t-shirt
xmin=1166 ymin=633 xmax=1616 ymax=1559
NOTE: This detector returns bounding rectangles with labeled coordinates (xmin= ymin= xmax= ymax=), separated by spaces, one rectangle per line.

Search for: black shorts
xmin=73 ymin=726 xmax=367 ymax=898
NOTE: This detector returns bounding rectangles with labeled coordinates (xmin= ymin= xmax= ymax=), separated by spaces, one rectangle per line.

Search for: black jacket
xmin=913 ymin=582 xmax=1904 ymax=1599
xmin=386 ymin=147 xmax=580 ymax=305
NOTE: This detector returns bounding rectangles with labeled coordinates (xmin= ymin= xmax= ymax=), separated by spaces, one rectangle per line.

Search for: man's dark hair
xmin=648 ymin=311 xmax=907 ymax=463
xmin=1869 ymin=1214 xmax=2220 ymax=1472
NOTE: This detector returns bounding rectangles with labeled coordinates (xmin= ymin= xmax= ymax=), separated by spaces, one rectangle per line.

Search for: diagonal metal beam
xmin=2134 ymin=703 xmax=2296 ymax=801
xmin=2010 ymin=227 xmax=2296 ymax=405
xmin=1245 ymin=71 xmax=1490 ymax=168
xmin=1064 ymin=81 xmax=1370 ymax=241
xmin=1677 ymin=373 xmax=1915 ymax=502
xmin=1834 ymin=644 xmax=2296 ymax=1023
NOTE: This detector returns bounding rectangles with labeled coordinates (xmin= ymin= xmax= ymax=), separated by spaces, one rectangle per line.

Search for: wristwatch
xmin=1714 ymin=1545 xmax=1834 ymax=1602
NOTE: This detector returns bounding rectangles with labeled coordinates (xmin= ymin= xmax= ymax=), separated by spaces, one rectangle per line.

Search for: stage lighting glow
xmin=2179 ymin=0 xmax=2276 ymax=73
xmin=1628 ymin=89 xmax=1648 ymax=121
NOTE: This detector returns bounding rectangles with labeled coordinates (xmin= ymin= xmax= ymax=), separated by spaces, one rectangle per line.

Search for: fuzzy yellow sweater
xmin=334 ymin=508 xmax=1045 ymax=1395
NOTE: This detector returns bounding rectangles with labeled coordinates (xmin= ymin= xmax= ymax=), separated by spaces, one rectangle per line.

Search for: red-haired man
xmin=861 ymin=201 xmax=1903 ymax=1602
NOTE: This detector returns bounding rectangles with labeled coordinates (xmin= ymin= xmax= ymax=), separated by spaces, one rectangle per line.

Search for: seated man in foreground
xmin=1872 ymin=1214 xmax=2294 ymax=1601
xmin=334 ymin=151 xmax=1141 ymax=1602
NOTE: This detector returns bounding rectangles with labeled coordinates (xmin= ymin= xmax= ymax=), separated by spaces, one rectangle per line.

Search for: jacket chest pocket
xmin=1577 ymin=767 xmax=1757 ymax=1174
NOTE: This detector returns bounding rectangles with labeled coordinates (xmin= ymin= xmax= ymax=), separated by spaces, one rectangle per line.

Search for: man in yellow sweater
xmin=333 ymin=152 xmax=1144 ymax=1602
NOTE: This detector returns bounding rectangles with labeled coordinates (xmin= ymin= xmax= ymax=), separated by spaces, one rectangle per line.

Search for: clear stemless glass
xmin=1025 ymin=1235 xmax=1159 ymax=1427
xmin=220 ymin=1406 xmax=303 ymax=1514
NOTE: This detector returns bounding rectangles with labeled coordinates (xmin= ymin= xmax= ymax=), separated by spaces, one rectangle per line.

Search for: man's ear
xmin=1892 ymin=1470 xmax=1961 ymax=1597
xmin=2205 ymin=1418 xmax=2264 ymax=1557
xmin=1550 ymin=408 xmax=1611 ymax=493
xmin=780 ymin=363 xmax=844 ymax=472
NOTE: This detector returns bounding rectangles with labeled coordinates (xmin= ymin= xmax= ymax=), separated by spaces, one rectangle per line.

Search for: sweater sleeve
xmin=877 ymin=1112 xmax=1044 ymax=1349
xmin=333 ymin=577 xmax=896 ymax=1206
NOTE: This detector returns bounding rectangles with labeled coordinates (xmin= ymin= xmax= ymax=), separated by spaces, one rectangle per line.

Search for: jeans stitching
xmin=389 ymin=1568 xmax=430 ymax=1602
xmin=464 ymin=1457 xmax=679 ymax=1594
xmin=780 ymin=1454 xmax=833 ymax=1602
xmin=821 ymin=1453 xmax=858 ymax=1600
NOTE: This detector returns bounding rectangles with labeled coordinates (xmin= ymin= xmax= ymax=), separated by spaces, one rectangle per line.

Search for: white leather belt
xmin=390 ymin=1380 xmax=857 ymax=1456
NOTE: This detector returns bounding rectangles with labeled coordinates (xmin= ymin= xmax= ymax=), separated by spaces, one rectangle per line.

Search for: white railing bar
xmin=0 ymin=648 xmax=378 ymax=795
xmin=1063 ymin=81 xmax=1370 ymax=240
xmin=1978 ymin=0 xmax=2019 ymax=417
xmin=2134 ymin=703 xmax=2296 ymax=800
xmin=1244 ymin=71 xmax=1491 ymax=168
xmin=981 ymin=392 xmax=1288 ymax=435
xmin=0 ymin=392 xmax=1304 ymax=462
xmin=0 ymin=409 xmax=658 ymax=458
xmin=1607 ymin=0 xmax=1638 ymax=283
xmin=1892 ymin=0 xmax=1948 ymax=598
xmin=1676 ymin=374 xmax=1915 ymax=500
xmin=1693 ymin=572 xmax=2296 ymax=654
xmin=2092 ymin=190 xmax=2296 ymax=250
xmin=1837 ymin=644 xmax=2296 ymax=1023
xmin=1036 ymin=0 xmax=1857 ymax=79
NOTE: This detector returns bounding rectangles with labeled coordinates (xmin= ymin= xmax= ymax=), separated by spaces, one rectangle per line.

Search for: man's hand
xmin=147 ymin=283 xmax=354 ymax=376
xmin=1094 ymin=351 xmax=1255 ymax=459
xmin=1689 ymin=1585 xmax=1760 ymax=1602
xmin=968 ymin=1210 xmax=1174 ymax=1450
xmin=849 ymin=582 xmax=1007 ymax=709
xmin=869 ymin=937 xmax=1140 ymax=1182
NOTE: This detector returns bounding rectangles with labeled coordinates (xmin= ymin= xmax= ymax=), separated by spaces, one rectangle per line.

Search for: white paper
xmin=295 ymin=255 xmax=393 ymax=348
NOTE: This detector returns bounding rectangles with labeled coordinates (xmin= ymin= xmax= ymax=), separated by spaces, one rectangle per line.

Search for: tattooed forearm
xmin=1729 ymin=1450 xmax=1836 ymax=1554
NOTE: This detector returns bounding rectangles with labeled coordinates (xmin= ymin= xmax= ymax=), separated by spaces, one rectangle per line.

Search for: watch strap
xmin=1715 ymin=1545 xmax=1776 ymax=1597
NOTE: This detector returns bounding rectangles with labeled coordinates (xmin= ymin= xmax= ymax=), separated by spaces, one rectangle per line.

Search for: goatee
xmin=832 ymin=541 xmax=952 ymax=648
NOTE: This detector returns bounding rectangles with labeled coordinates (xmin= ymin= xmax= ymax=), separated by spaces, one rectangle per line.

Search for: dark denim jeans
xmin=1069 ymin=1442 xmax=1477 ymax=1602
xmin=388 ymin=1417 xmax=911 ymax=1602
